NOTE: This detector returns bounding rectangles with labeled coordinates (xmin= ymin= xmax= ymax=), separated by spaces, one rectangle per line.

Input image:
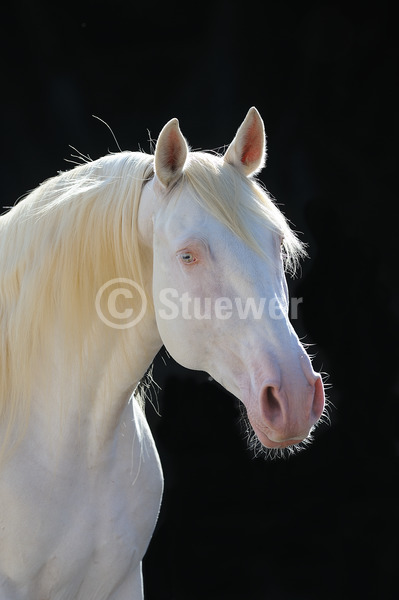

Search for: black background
xmin=1 ymin=2 xmax=398 ymax=599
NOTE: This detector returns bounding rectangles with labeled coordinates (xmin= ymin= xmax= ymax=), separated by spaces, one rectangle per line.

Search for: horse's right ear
xmin=154 ymin=118 xmax=189 ymax=188
xmin=224 ymin=107 xmax=266 ymax=177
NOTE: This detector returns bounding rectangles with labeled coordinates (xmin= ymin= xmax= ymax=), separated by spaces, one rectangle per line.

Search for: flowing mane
xmin=0 ymin=151 xmax=154 ymax=454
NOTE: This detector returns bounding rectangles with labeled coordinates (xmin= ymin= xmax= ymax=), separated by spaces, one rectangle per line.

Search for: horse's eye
xmin=180 ymin=252 xmax=196 ymax=264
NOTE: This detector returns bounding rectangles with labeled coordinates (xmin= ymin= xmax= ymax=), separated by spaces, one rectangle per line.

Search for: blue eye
xmin=180 ymin=252 xmax=196 ymax=264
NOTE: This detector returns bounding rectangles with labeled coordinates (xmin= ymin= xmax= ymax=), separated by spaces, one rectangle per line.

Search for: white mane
xmin=0 ymin=151 xmax=154 ymax=456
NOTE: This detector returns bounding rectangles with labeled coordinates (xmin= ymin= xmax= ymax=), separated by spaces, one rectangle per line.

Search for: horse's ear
xmin=224 ymin=107 xmax=266 ymax=176
xmin=154 ymin=118 xmax=189 ymax=188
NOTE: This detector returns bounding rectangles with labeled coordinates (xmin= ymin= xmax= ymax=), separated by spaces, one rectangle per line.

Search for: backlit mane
xmin=0 ymin=151 xmax=154 ymax=454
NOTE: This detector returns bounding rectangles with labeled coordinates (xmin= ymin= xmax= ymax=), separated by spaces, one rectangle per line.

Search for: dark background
xmin=1 ymin=2 xmax=398 ymax=599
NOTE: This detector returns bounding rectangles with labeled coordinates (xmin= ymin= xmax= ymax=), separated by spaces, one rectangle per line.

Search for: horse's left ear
xmin=154 ymin=118 xmax=189 ymax=188
xmin=224 ymin=107 xmax=266 ymax=176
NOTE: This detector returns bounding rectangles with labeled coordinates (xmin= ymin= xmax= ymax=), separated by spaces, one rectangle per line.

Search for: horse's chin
xmin=251 ymin=423 xmax=307 ymax=449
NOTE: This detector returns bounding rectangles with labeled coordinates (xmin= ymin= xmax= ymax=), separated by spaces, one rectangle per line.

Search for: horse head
xmin=139 ymin=108 xmax=325 ymax=453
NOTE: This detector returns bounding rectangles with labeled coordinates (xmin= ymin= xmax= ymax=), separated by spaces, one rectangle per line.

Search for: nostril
xmin=261 ymin=385 xmax=283 ymax=427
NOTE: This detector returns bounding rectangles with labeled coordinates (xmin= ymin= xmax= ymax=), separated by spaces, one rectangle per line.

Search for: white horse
xmin=0 ymin=108 xmax=325 ymax=599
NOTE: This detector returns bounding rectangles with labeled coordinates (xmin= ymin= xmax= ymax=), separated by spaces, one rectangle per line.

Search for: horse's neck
xmin=30 ymin=312 xmax=162 ymax=463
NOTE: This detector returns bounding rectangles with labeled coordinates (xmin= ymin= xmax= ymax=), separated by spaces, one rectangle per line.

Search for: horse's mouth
xmin=252 ymin=424 xmax=308 ymax=449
